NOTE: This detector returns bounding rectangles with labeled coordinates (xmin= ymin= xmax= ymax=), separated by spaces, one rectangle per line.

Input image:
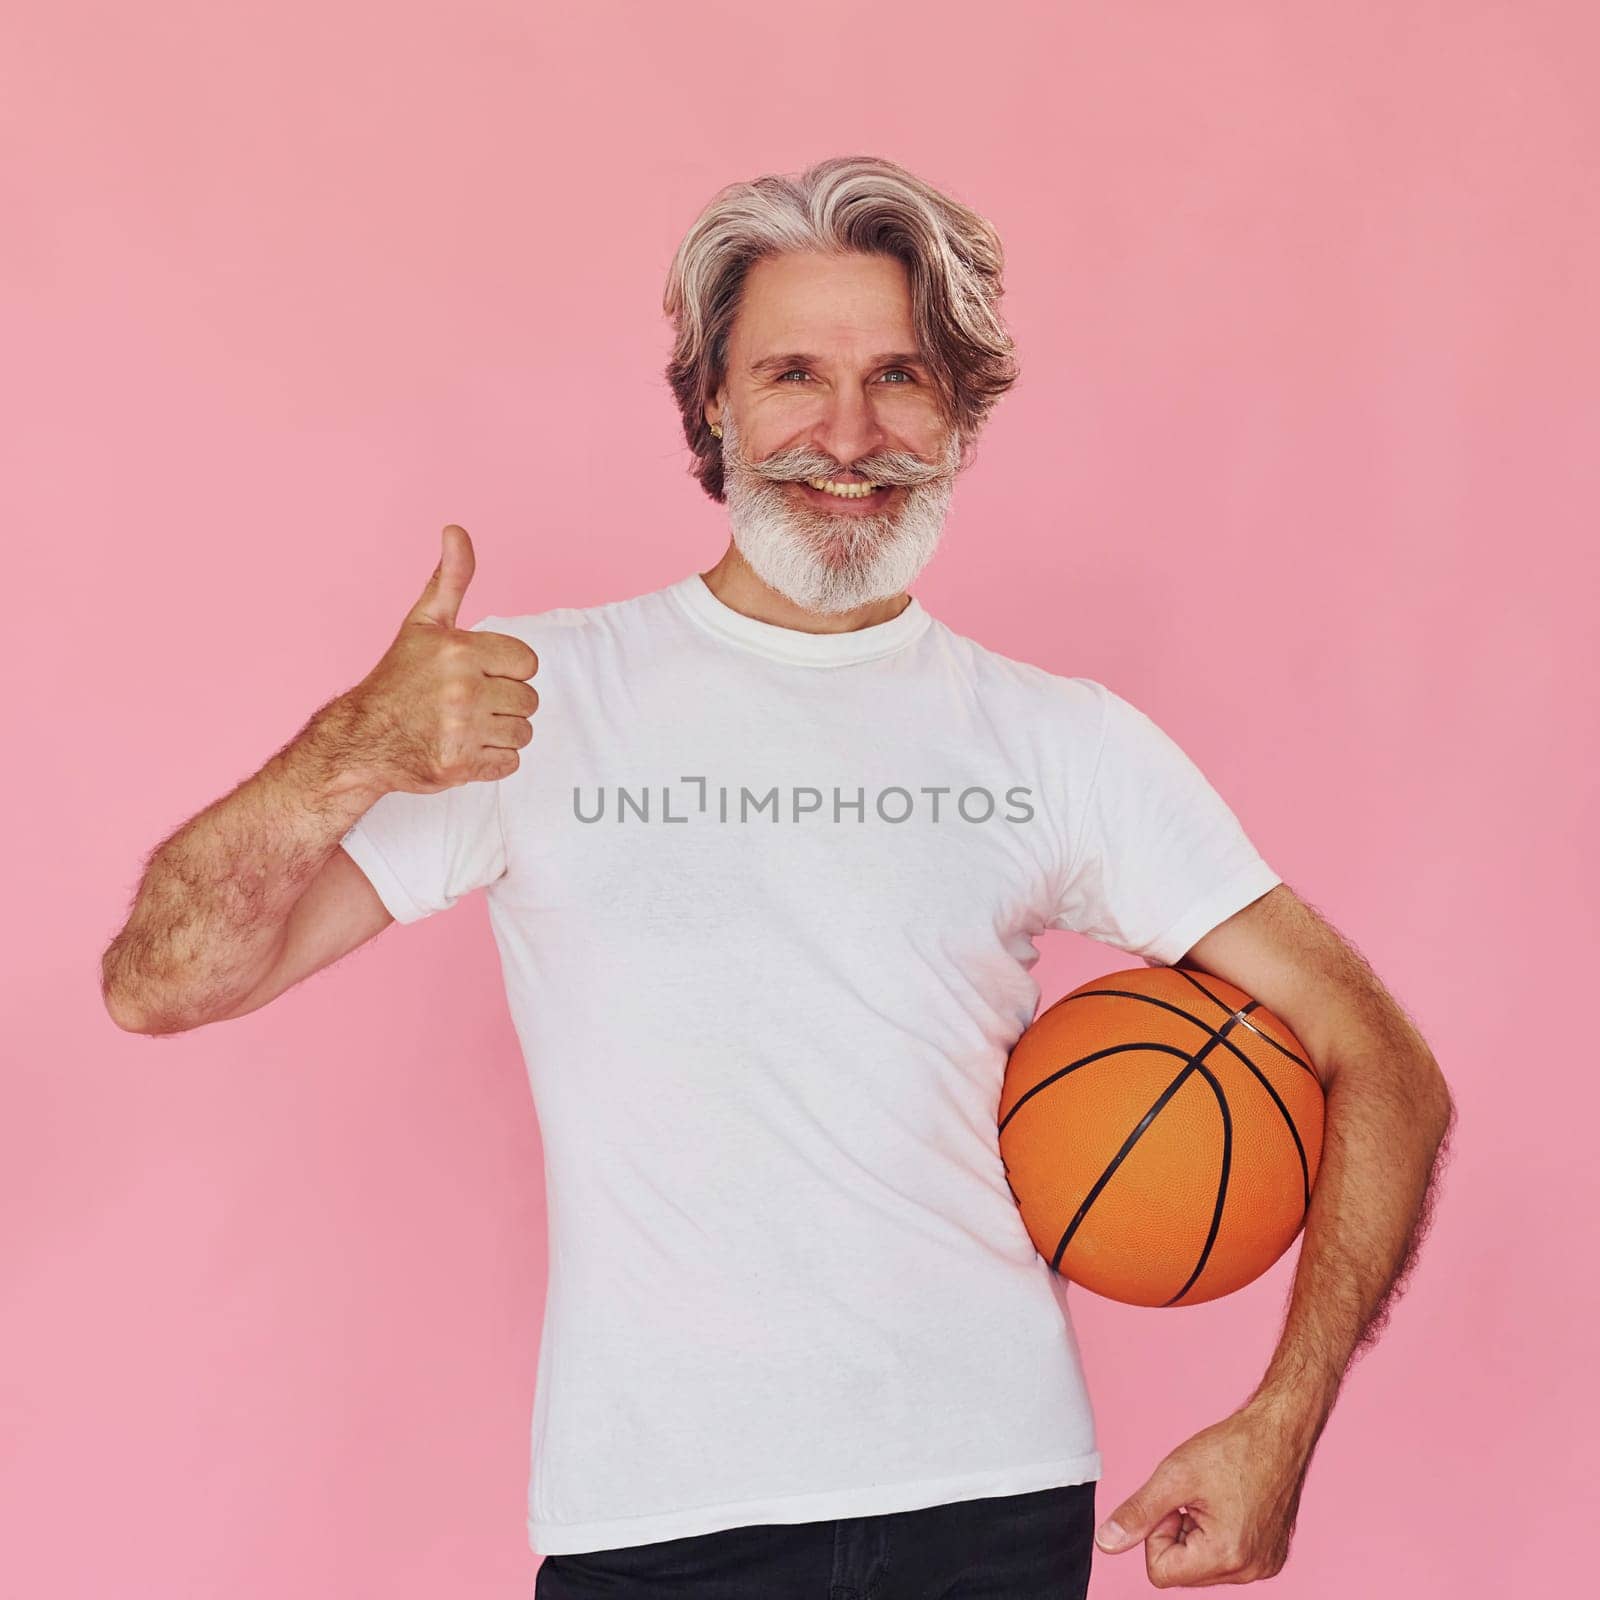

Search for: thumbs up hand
xmin=407 ymin=518 xmax=480 ymax=630
xmin=344 ymin=525 xmax=541 ymax=796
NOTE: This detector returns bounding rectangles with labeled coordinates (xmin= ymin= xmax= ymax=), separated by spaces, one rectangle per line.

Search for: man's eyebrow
xmin=747 ymin=351 xmax=929 ymax=375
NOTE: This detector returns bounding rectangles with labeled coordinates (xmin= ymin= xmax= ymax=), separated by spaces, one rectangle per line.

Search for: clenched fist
xmin=343 ymin=524 xmax=540 ymax=796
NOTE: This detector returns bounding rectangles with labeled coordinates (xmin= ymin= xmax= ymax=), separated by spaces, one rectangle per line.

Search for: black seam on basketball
xmin=1172 ymin=967 xmax=1316 ymax=1077
xmin=1153 ymin=989 xmax=1311 ymax=1210
xmin=1169 ymin=969 xmax=1312 ymax=1207
xmin=1046 ymin=986 xmax=1317 ymax=1081
xmin=1010 ymin=988 xmax=1313 ymax=1205
xmin=1049 ymin=1013 xmax=1248 ymax=1275
xmin=1169 ymin=965 xmax=1239 ymax=1021
xmin=1164 ymin=1056 xmax=1233 ymax=1306
xmin=1038 ymin=986 xmax=1253 ymax=1042
xmin=1232 ymin=1046 xmax=1311 ymax=1211
xmin=997 ymin=1041 xmax=1194 ymax=1136
xmin=1048 ymin=1062 xmax=1197 ymax=1273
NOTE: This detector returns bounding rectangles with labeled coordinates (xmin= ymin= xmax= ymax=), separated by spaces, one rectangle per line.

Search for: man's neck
xmin=699 ymin=542 xmax=911 ymax=636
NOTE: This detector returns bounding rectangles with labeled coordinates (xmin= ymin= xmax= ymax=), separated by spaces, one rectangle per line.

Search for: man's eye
xmin=776 ymin=368 xmax=915 ymax=383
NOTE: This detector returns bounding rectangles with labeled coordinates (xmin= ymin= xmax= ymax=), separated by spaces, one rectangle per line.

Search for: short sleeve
xmin=1048 ymin=682 xmax=1281 ymax=966
xmin=338 ymin=615 xmax=511 ymax=925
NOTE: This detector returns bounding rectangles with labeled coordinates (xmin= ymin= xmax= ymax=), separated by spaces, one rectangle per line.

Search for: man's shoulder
xmin=926 ymin=611 xmax=1109 ymax=719
xmin=470 ymin=576 xmax=683 ymax=649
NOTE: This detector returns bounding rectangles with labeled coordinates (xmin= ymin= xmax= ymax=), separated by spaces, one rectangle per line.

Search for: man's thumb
xmin=408 ymin=523 xmax=476 ymax=627
xmin=1095 ymin=1483 xmax=1164 ymax=1553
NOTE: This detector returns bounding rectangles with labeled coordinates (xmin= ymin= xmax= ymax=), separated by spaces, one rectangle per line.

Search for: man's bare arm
xmin=1183 ymin=885 xmax=1455 ymax=1439
xmin=100 ymin=523 xmax=539 ymax=1035
xmin=1091 ymin=886 xmax=1455 ymax=1580
xmin=100 ymin=700 xmax=393 ymax=1035
xmin=207 ymin=845 xmax=398 ymax=1025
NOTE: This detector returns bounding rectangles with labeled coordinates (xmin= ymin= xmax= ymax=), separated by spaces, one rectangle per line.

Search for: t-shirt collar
xmin=667 ymin=571 xmax=931 ymax=667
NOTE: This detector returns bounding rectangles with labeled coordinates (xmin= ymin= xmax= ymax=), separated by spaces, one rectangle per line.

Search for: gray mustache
xmin=752 ymin=456 xmax=948 ymax=488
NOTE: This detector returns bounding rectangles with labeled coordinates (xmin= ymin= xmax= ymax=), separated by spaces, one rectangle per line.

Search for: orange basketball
xmin=999 ymin=964 xmax=1324 ymax=1307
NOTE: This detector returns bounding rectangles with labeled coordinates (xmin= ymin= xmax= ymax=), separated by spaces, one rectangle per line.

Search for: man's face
xmin=708 ymin=252 xmax=964 ymax=615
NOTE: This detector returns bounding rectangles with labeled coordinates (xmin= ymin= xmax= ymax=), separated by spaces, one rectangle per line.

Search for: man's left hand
xmin=1092 ymin=1402 xmax=1313 ymax=1587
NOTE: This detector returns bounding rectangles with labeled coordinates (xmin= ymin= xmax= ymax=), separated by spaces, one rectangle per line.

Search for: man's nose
xmin=808 ymin=390 xmax=888 ymax=475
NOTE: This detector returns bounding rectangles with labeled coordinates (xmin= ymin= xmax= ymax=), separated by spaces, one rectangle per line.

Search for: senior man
xmin=104 ymin=154 xmax=1454 ymax=1597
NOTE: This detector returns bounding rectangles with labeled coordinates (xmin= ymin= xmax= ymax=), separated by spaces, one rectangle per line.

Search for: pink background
xmin=4 ymin=3 xmax=1594 ymax=1595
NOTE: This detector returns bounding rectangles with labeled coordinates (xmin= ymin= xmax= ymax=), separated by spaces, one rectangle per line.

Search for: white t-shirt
xmin=339 ymin=571 xmax=1281 ymax=1557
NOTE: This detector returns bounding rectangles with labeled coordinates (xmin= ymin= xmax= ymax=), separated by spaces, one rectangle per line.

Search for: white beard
xmin=720 ymin=411 xmax=960 ymax=616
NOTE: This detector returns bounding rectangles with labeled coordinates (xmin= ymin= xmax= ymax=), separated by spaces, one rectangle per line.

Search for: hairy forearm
xmin=1244 ymin=1024 xmax=1456 ymax=1453
xmin=101 ymin=694 xmax=389 ymax=1034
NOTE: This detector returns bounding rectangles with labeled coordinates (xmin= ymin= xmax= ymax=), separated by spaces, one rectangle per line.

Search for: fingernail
xmin=1095 ymin=1519 xmax=1125 ymax=1549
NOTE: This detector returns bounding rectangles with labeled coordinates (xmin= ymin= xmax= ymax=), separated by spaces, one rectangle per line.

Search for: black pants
xmin=534 ymin=1479 xmax=1098 ymax=1598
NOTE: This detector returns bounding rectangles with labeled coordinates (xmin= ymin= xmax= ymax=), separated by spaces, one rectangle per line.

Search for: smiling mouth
xmin=803 ymin=476 xmax=885 ymax=499
xmin=785 ymin=478 xmax=901 ymax=514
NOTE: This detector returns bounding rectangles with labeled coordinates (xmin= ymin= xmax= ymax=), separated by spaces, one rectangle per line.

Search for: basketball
xmin=999 ymin=964 xmax=1325 ymax=1307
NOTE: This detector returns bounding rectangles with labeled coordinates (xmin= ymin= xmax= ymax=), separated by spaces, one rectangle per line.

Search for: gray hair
xmin=662 ymin=154 xmax=1020 ymax=503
